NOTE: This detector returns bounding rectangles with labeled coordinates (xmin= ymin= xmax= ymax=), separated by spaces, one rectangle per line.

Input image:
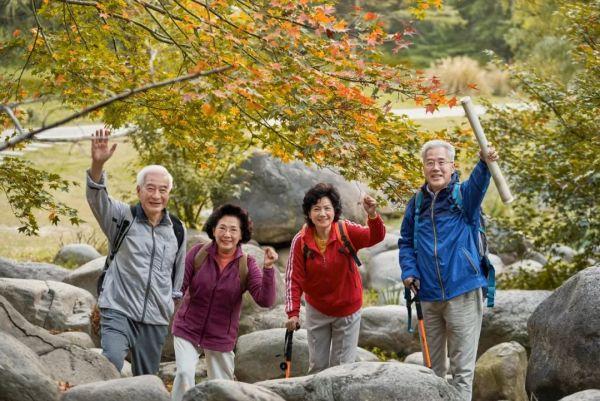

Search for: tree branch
xmin=0 ymin=65 xmax=233 ymax=151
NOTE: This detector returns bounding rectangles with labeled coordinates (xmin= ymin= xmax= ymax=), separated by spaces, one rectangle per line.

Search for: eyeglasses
xmin=424 ymin=160 xmax=453 ymax=168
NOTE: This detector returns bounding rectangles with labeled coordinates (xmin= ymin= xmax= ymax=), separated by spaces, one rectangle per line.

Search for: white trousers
xmin=171 ymin=336 xmax=235 ymax=401
xmin=421 ymin=289 xmax=483 ymax=401
xmin=304 ymin=302 xmax=361 ymax=374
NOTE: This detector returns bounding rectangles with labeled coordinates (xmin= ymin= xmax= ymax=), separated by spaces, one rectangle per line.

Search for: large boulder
xmin=54 ymin=244 xmax=102 ymax=268
xmin=473 ymin=341 xmax=528 ymax=401
xmin=159 ymin=358 xmax=207 ymax=386
xmin=258 ymin=362 xmax=462 ymax=401
xmin=0 ymin=278 xmax=95 ymax=333
xmin=527 ymin=266 xmax=600 ymax=401
xmin=56 ymin=331 xmax=95 ymax=348
xmin=359 ymin=305 xmax=421 ymax=356
xmin=504 ymin=259 xmax=544 ymax=276
xmin=479 ymin=289 xmax=551 ymax=355
xmin=62 ymin=256 xmax=106 ymax=298
xmin=366 ymin=250 xmax=402 ymax=290
xmin=238 ymin=304 xmax=304 ymax=336
xmin=0 ymin=257 xmax=69 ymax=281
xmin=235 ymin=328 xmax=378 ymax=383
xmin=61 ymin=375 xmax=170 ymax=401
xmin=213 ymin=152 xmax=371 ymax=244
xmin=558 ymin=390 xmax=600 ymax=401
xmin=0 ymin=295 xmax=119 ymax=385
xmin=183 ymin=380 xmax=286 ymax=401
xmin=0 ymin=331 xmax=60 ymax=401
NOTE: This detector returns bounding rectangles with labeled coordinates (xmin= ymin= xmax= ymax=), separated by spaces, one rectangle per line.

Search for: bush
xmin=429 ymin=56 xmax=512 ymax=97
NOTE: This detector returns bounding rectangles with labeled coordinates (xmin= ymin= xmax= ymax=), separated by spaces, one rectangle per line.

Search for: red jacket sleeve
xmin=285 ymin=232 xmax=305 ymax=318
xmin=344 ymin=214 xmax=386 ymax=250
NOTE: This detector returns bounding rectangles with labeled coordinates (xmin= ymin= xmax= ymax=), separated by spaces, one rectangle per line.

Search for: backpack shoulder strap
xmin=169 ymin=213 xmax=185 ymax=251
xmin=451 ymin=183 xmax=463 ymax=210
xmin=239 ymin=253 xmax=249 ymax=293
xmin=335 ymin=220 xmax=362 ymax=267
xmin=413 ymin=191 xmax=423 ymax=248
xmin=193 ymin=242 xmax=212 ymax=273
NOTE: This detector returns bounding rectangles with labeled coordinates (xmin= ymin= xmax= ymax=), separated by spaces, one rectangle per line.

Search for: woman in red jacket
xmin=284 ymin=183 xmax=385 ymax=374
xmin=171 ymin=204 xmax=277 ymax=401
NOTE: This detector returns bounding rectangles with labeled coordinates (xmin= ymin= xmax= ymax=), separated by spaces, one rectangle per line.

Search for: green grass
xmin=0 ymin=138 xmax=140 ymax=262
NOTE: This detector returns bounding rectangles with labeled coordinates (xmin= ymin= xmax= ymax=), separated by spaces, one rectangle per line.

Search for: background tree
xmin=0 ymin=0 xmax=462 ymax=232
xmin=483 ymin=0 xmax=599 ymax=286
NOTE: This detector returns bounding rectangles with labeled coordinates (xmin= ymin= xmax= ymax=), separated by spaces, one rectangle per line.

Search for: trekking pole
xmin=279 ymin=329 xmax=294 ymax=378
xmin=406 ymin=283 xmax=432 ymax=369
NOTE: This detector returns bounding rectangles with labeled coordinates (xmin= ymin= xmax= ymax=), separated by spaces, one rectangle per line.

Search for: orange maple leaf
xmin=364 ymin=12 xmax=378 ymax=21
xmin=12 ymin=29 xmax=21 ymax=38
xmin=467 ymin=83 xmax=479 ymax=90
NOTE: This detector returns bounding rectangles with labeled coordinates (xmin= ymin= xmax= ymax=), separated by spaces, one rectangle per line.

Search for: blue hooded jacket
xmin=398 ymin=160 xmax=491 ymax=302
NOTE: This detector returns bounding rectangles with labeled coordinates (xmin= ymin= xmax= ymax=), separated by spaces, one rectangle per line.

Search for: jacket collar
xmin=301 ymin=222 xmax=340 ymax=251
xmin=420 ymin=171 xmax=460 ymax=198
xmin=134 ymin=203 xmax=172 ymax=226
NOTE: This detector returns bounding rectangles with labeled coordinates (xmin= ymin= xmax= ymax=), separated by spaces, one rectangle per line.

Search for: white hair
xmin=136 ymin=165 xmax=173 ymax=190
xmin=420 ymin=140 xmax=455 ymax=162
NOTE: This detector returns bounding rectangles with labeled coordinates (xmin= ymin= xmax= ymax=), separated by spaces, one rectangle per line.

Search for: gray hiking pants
xmin=100 ymin=308 xmax=168 ymax=376
xmin=421 ymin=288 xmax=483 ymax=401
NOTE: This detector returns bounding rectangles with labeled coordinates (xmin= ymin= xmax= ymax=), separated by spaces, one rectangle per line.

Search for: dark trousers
xmin=100 ymin=308 xmax=168 ymax=376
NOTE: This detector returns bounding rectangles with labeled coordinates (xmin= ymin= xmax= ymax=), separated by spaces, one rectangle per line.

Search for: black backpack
xmin=96 ymin=204 xmax=184 ymax=295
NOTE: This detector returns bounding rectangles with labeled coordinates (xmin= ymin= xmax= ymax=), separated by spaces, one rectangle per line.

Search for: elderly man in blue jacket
xmin=399 ymin=139 xmax=499 ymax=401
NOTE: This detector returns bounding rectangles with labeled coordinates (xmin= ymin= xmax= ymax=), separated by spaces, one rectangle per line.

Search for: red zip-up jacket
xmin=172 ymin=242 xmax=276 ymax=352
xmin=285 ymin=215 xmax=386 ymax=318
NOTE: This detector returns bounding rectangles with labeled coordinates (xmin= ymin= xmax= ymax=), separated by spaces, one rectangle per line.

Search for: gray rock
xmin=527 ymin=266 xmax=600 ymax=401
xmin=550 ymin=244 xmax=577 ymax=263
xmin=0 ymin=294 xmax=119 ymax=385
xmin=258 ymin=362 xmax=462 ymax=401
xmin=487 ymin=254 xmax=506 ymax=276
xmin=186 ymin=230 xmax=210 ymax=252
xmin=183 ymin=379 xmax=286 ymax=401
xmin=479 ymin=290 xmax=551 ymax=355
xmin=213 ymin=152 xmax=371 ymax=244
xmin=235 ymin=328 xmax=378 ymax=383
xmin=403 ymin=352 xmax=449 ymax=368
xmin=54 ymin=244 xmax=102 ymax=268
xmin=359 ymin=305 xmax=421 ymax=356
xmin=56 ymin=331 xmax=95 ymax=348
xmin=366 ymin=250 xmax=402 ymax=290
xmin=473 ymin=341 xmax=528 ymax=401
xmin=504 ymin=259 xmax=544 ymax=275
xmin=90 ymin=348 xmax=132 ymax=377
xmin=355 ymin=347 xmax=380 ymax=362
xmin=0 ymin=278 xmax=95 ymax=333
xmin=558 ymin=390 xmax=600 ymax=401
xmin=524 ymin=251 xmax=548 ymax=266
xmin=235 ymin=328 xmax=310 ymax=383
xmin=238 ymin=304 xmax=305 ymax=337
xmin=0 ymin=257 xmax=69 ymax=281
xmin=159 ymin=358 xmax=207 ymax=385
xmin=0 ymin=331 xmax=59 ymax=401
xmin=62 ymin=256 xmax=105 ymax=298
xmin=61 ymin=375 xmax=170 ymax=401
xmin=359 ymin=232 xmax=400 ymax=263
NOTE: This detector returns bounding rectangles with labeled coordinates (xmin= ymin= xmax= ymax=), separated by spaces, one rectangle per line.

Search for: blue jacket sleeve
xmin=460 ymin=160 xmax=492 ymax=224
xmin=398 ymin=196 xmax=420 ymax=281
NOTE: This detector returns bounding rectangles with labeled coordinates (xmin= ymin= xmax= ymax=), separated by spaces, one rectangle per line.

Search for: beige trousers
xmin=304 ymin=302 xmax=362 ymax=374
xmin=421 ymin=289 xmax=483 ymax=401
xmin=171 ymin=336 xmax=235 ymax=401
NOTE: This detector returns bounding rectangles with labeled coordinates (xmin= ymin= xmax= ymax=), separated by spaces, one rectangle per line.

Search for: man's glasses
xmin=424 ymin=160 xmax=453 ymax=168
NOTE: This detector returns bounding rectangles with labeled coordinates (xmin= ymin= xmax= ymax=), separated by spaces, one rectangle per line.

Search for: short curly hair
xmin=203 ymin=203 xmax=253 ymax=243
xmin=302 ymin=183 xmax=343 ymax=227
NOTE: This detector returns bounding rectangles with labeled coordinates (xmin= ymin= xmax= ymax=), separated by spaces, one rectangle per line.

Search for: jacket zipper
xmin=431 ymin=193 xmax=446 ymax=301
xmin=140 ymin=226 xmax=157 ymax=323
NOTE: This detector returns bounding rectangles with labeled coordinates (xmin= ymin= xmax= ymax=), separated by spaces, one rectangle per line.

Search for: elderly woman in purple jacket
xmin=171 ymin=204 xmax=277 ymax=401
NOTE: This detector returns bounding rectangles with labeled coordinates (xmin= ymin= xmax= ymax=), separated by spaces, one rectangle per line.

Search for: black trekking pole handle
xmin=280 ymin=329 xmax=294 ymax=378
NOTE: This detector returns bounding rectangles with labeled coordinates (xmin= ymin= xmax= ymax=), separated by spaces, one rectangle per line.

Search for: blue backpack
xmin=413 ymin=183 xmax=496 ymax=307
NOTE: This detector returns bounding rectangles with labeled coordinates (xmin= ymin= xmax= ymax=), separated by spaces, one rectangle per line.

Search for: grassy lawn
xmin=0 ymin=138 xmax=140 ymax=263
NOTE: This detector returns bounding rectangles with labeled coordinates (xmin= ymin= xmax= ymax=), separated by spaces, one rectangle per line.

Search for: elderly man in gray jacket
xmin=87 ymin=128 xmax=186 ymax=376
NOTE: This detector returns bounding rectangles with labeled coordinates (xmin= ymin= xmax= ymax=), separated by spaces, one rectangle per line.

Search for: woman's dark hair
xmin=203 ymin=203 xmax=253 ymax=243
xmin=302 ymin=183 xmax=343 ymax=227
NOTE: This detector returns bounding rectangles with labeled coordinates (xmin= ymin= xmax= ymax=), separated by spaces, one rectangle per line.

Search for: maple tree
xmin=0 ymin=0 xmax=464 ymax=232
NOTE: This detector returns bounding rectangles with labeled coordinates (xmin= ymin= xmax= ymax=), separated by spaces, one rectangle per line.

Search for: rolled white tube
xmin=461 ymin=97 xmax=514 ymax=204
